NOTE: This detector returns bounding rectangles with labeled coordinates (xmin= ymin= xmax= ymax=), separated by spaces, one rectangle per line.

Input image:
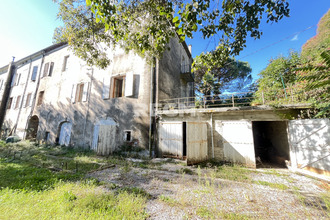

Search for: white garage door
xmin=159 ymin=122 xmax=183 ymax=157
xmin=222 ymin=121 xmax=256 ymax=168
xmin=187 ymin=122 xmax=208 ymax=165
xmin=288 ymin=119 xmax=330 ymax=174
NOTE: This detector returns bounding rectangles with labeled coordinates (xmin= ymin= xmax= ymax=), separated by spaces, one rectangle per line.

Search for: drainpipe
xmin=149 ymin=58 xmax=156 ymax=158
xmin=210 ymin=113 xmax=214 ymax=158
xmin=0 ymin=61 xmax=16 ymax=132
xmin=15 ymin=58 xmax=33 ymax=135
xmin=82 ymin=66 xmax=94 ymax=148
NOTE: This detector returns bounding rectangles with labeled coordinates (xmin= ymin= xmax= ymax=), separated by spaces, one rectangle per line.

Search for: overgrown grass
xmin=0 ymin=141 xmax=148 ymax=219
xmin=0 ymin=182 xmax=147 ymax=219
xmin=254 ymin=180 xmax=289 ymax=190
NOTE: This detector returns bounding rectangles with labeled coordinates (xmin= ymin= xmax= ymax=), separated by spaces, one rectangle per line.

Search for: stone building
xmin=0 ymin=38 xmax=194 ymax=154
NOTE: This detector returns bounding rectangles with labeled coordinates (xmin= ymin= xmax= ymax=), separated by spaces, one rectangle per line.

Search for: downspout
xmin=0 ymin=61 xmax=16 ymax=132
xmin=210 ymin=113 xmax=214 ymax=158
xmin=149 ymin=58 xmax=156 ymax=157
xmin=15 ymin=58 xmax=33 ymax=135
xmin=82 ymin=67 xmax=94 ymax=148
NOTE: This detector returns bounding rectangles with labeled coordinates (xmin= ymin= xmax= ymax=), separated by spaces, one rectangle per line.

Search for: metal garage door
xmin=187 ymin=122 xmax=208 ymax=165
xmin=222 ymin=121 xmax=256 ymax=168
xmin=159 ymin=122 xmax=183 ymax=157
xmin=288 ymin=119 xmax=330 ymax=175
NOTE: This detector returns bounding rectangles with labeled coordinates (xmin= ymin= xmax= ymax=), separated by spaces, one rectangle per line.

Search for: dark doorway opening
xmin=183 ymin=122 xmax=187 ymax=158
xmin=252 ymin=121 xmax=290 ymax=168
xmin=26 ymin=115 xmax=39 ymax=140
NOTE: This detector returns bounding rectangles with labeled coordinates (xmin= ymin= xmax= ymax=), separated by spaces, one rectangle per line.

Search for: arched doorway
xmin=58 ymin=122 xmax=72 ymax=146
xmin=26 ymin=115 xmax=39 ymax=140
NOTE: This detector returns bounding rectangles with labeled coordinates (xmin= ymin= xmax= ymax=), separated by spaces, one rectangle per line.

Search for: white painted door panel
xmin=222 ymin=121 xmax=256 ymax=167
xmin=159 ymin=122 xmax=183 ymax=157
xmin=59 ymin=122 xmax=72 ymax=146
xmin=187 ymin=122 xmax=208 ymax=165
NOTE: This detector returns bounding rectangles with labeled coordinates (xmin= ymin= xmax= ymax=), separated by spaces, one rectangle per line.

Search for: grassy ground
xmin=0 ymin=141 xmax=148 ymax=220
xmin=1 ymin=141 xmax=329 ymax=219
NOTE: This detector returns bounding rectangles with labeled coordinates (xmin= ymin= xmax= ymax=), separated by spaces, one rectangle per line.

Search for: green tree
xmin=54 ymin=0 xmax=290 ymax=68
xmin=193 ymin=55 xmax=252 ymax=96
xmin=254 ymin=51 xmax=302 ymax=103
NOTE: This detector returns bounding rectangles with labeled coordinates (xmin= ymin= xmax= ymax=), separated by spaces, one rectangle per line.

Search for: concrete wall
xmin=158 ymin=37 xmax=193 ymax=100
xmin=158 ymin=108 xmax=299 ymax=164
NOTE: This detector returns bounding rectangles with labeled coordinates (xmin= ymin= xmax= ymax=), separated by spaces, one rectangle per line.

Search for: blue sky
xmin=0 ymin=0 xmax=329 ymax=81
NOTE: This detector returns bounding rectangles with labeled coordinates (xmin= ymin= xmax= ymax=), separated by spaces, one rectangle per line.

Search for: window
xmin=42 ymin=62 xmax=54 ymax=77
xmin=124 ymin=130 xmax=132 ymax=142
xmin=37 ymin=91 xmax=44 ymax=106
xmin=7 ymin=97 xmax=13 ymax=109
xmin=15 ymin=74 xmax=21 ymax=86
xmin=25 ymin=93 xmax=32 ymax=107
xmin=71 ymin=82 xmax=89 ymax=103
xmin=111 ymin=72 xmax=134 ymax=98
xmin=62 ymin=55 xmax=69 ymax=71
xmin=11 ymin=73 xmax=16 ymax=87
xmin=0 ymin=80 xmax=3 ymax=91
xmin=48 ymin=62 xmax=54 ymax=76
xmin=42 ymin=63 xmax=49 ymax=78
xmin=15 ymin=96 xmax=21 ymax=109
xmin=31 ymin=66 xmax=38 ymax=81
xmin=113 ymin=77 xmax=125 ymax=98
xmin=76 ymin=83 xmax=84 ymax=103
xmin=44 ymin=132 xmax=50 ymax=142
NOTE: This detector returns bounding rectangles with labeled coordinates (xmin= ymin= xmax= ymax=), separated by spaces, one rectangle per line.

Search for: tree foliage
xmin=193 ymin=55 xmax=252 ymax=96
xmin=54 ymin=0 xmax=290 ymax=68
xmin=254 ymin=9 xmax=330 ymax=118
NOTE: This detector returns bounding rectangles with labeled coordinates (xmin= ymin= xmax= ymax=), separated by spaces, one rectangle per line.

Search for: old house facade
xmin=0 ymin=38 xmax=194 ymax=154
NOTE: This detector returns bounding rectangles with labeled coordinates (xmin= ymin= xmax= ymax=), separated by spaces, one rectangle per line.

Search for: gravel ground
xmin=88 ymin=159 xmax=329 ymax=219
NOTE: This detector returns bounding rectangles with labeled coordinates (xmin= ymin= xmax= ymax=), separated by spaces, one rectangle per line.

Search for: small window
xmin=37 ymin=91 xmax=44 ymax=106
xmin=7 ymin=97 xmax=13 ymax=109
xmin=62 ymin=55 xmax=69 ymax=72
xmin=75 ymin=83 xmax=84 ymax=103
xmin=42 ymin=63 xmax=49 ymax=78
xmin=48 ymin=62 xmax=54 ymax=76
xmin=15 ymin=95 xmax=21 ymax=109
xmin=113 ymin=76 xmax=125 ymax=98
xmin=25 ymin=93 xmax=32 ymax=107
xmin=44 ymin=132 xmax=50 ymax=142
xmin=31 ymin=66 xmax=38 ymax=81
xmin=124 ymin=130 xmax=132 ymax=142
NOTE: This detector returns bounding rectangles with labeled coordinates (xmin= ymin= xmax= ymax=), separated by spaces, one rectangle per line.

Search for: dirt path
xmin=88 ymin=159 xmax=329 ymax=219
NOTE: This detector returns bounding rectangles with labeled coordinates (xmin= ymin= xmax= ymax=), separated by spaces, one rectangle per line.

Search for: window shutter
xmin=31 ymin=66 xmax=38 ymax=81
xmin=43 ymin=63 xmax=49 ymax=78
xmin=82 ymin=82 xmax=89 ymax=102
xmin=16 ymin=74 xmax=21 ymax=86
xmin=12 ymin=97 xmax=16 ymax=109
xmin=11 ymin=73 xmax=16 ymax=87
xmin=102 ymin=76 xmax=111 ymax=99
xmin=48 ymin=62 xmax=54 ymax=76
xmin=23 ymin=95 xmax=27 ymax=108
xmin=71 ymin=84 xmax=77 ymax=103
xmin=125 ymin=71 xmax=134 ymax=97
xmin=0 ymin=80 xmax=3 ymax=90
xmin=29 ymin=93 xmax=33 ymax=107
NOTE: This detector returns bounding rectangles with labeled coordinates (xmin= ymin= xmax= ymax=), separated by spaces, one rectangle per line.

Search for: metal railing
xmin=158 ymin=88 xmax=308 ymax=111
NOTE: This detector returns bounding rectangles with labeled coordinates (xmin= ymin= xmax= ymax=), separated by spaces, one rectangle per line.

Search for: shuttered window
xmin=43 ymin=63 xmax=49 ymax=78
xmin=7 ymin=97 xmax=13 ymax=109
xmin=24 ymin=93 xmax=32 ymax=108
xmin=71 ymin=82 xmax=89 ymax=103
xmin=37 ymin=91 xmax=44 ymax=106
xmin=111 ymin=72 xmax=134 ymax=98
xmin=31 ymin=66 xmax=38 ymax=81
xmin=102 ymin=76 xmax=111 ymax=99
xmin=48 ymin=62 xmax=54 ymax=76
xmin=15 ymin=95 xmax=21 ymax=109
xmin=62 ymin=55 xmax=69 ymax=71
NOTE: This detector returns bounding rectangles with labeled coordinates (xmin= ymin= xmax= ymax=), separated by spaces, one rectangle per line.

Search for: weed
xmin=254 ymin=180 xmax=289 ymax=190
xmin=119 ymin=186 xmax=152 ymax=199
xmin=176 ymin=168 xmax=195 ymax=175
xmin=159 ymin=195 xmax=178 ymax=206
